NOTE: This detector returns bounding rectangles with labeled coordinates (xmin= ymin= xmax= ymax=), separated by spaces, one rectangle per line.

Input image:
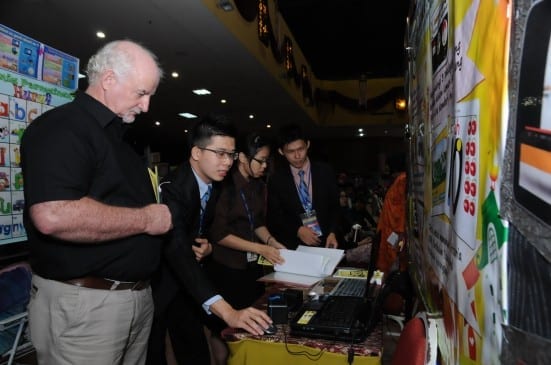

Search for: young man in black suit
xmin=267 ymin=123 xmax=340 ymax=250
xmin=147 ymin=115 xmax=272 ymax=365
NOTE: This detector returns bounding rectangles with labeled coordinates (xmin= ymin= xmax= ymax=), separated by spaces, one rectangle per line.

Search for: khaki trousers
xmin=29 ymin=274 xmax=154 ymax=365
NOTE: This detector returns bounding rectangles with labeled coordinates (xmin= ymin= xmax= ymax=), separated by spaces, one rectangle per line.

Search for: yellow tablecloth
xmin=223 ymin=323 xmax=382 ymax=365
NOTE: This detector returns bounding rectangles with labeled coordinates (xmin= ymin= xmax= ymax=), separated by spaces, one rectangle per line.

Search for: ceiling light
xmin=192 ymin=89 xmax=211 ymax=95
xmin=395 ymin=97 xmax=407 ymax=111
xmin=171 ymin=72 xmax=179 ymax=78
xmin=154 ymin=121 xmax=161 ymax=126
xmin=358 ymin=128 xmax=363 ymax=132
xmin=179 ymin=112 xmax=198 ymax=119
xmin=249 ymin=114 xmax=254 ymax=119
xmin=266 ymin=124 xmax=271 ymax=129
xmin=96 ymin=31 xmax=106 ymax=39
xmin=217 ymin=0 xmax=234 ymax=12
xmin=220 ymin=99 xmax=227 ymax=104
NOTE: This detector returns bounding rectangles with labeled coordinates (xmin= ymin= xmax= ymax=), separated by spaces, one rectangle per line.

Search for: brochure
xmin=258 ymin=246 xmax=344 ymax=286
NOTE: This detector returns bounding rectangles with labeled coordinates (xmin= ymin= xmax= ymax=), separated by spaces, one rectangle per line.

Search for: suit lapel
xmin=284 ymin=165 xmax=306 ymax=213
xmin=310 ymin=162 xmax=320 ymax=211
xmin=203 ymin=183 xmax=220 ymax=232
xmin=177 ymin=163 xmax=202 ymax=236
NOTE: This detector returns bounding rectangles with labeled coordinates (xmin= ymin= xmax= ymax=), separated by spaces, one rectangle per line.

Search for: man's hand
xmin=325 ymin=232 xmax=338 ymax=248
xmin=143 ymin=204 xmax=172 ymax=235
xmin=297 ymin=226 xmax=321 ymax=246
xmin=192 ymin=238 xmax=212 ymax=261
xmin=225 ymin=307 xmax=273 ymax=335
xmin=210 ymin=300 xmax=272 ymax=336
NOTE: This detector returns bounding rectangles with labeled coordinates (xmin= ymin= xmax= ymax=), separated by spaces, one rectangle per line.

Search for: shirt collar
xmin=290 ymin=158 xmax=311 ymax=177
xmin=74 ymin=91 xmax=119 ymax=128
xmin=191 ymin=167 xmax=211 ymax=198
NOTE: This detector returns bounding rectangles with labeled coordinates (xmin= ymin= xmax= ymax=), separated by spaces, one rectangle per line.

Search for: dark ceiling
xmin=2 ymin=0 xmax=409 ymax=164
xmin=278 ymin=0 xmax=409 ymax=80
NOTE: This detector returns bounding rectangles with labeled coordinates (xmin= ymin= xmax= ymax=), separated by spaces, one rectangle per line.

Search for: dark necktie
xmin=199 ymin=185 xmax=212 ymax=235
xmin=201 ymin=185 xmax=211 ymax=211
xmin=298 ymin=169 xmax=311 ymax=211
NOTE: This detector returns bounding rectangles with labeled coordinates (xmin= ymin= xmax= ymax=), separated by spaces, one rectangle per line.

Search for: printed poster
xmin=0 ymin=24 xmax=77 ymax=245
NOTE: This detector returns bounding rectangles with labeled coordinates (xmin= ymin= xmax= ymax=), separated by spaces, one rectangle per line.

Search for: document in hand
xmin=274 ymin=246 xmax=344 ymax=277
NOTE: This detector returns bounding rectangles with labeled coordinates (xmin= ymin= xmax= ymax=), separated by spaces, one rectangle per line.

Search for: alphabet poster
xmin=0 ymin=24 xmax=77 ymax=245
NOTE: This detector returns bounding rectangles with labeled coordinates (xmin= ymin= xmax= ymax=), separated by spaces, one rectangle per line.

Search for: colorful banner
xmin=406 ymin=0 xmax=510 ymax=363
xmin=0 ymin=24 xmax=76 ymax=245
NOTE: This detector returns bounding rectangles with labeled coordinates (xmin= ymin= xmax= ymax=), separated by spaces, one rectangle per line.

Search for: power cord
xmin=347 ymin=327 xmax=360 ymax=365
xmin=282 ymin=324 xmax=325 ymax=361
xmin=347 ymin=346 xmax=355 ymax=364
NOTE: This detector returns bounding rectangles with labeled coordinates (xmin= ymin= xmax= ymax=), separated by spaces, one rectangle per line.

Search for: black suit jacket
xmin=267 ymin=160 xmax=340 ymax=249
xmin=152 ymin=161 xmax=219 ymax=315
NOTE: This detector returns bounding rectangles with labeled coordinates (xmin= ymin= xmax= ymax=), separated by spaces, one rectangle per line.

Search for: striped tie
xmin=201 ymin=185 xmax=211 ymax=212
xmin=298 ymin=169 xmax=311 ymax=211
xmin=199 ymin=185 xmax=212 ymax=235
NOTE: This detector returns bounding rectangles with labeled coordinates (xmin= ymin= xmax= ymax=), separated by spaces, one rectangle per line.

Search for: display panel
xmin=513 ymin=0 xmax=551 ymax=225
xmin=0 ymin=24 xmax=77 ymax=248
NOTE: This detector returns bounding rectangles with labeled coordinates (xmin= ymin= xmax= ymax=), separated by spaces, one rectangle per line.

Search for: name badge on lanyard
xmin=300 ymin=210 xmax=323 ymax=237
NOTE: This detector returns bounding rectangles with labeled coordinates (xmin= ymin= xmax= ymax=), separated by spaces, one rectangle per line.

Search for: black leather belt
xmin=63 ymin=276 xmax=150 ymax=291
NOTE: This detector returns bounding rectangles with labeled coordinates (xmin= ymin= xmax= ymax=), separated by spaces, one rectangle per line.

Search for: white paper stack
xmin=275 ymin=246 xmax=344 ymax=276
xmin=258 ymin=246 xmax=344 ymax=287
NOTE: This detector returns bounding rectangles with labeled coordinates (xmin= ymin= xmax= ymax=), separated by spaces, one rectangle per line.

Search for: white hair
xmin=85 ymin=40 xmax=163 ymax=85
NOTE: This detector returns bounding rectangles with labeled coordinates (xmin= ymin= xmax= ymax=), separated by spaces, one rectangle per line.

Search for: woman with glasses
xmin=205 ymin=132 xmax=285 ymax=364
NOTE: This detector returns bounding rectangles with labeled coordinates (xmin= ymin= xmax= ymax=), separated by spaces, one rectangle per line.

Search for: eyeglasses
xmin=251 ymin=157 xmax=268 ymax=165
xmin=199 ymin=147 xmax=239 ymax=161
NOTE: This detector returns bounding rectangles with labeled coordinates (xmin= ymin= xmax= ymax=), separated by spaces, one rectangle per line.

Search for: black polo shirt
xmin=21 ymin=92 xmax=161 ymax=281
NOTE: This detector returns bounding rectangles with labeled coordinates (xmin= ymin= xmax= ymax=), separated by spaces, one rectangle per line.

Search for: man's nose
xmin=139 ymin=95 xmax=151 ymax=112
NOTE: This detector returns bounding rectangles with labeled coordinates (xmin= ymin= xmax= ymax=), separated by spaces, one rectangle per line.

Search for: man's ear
xmin=100 ymin=70 xmax=116 ymax=90
xmin=238 ymin=152 xmax=247 ymax=163
xmin=191 ymin=146 xmax=201 ymax=161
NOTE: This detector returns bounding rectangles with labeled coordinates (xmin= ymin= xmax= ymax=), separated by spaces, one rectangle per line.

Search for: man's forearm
xmin=209 ymin=298 xmax=235 ymax=323
xmin=29 ymin=197 xmax=167 ymax=242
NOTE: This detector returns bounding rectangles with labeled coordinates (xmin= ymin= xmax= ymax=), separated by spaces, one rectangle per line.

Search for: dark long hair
xmin=237 ymin=132 xmax=271 ymax=160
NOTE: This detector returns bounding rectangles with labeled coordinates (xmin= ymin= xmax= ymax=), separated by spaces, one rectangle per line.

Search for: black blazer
xmin=267 ymin=160 xmax=340 ymax=249
xmin=151 ymin=161 xmax=219 ymax=314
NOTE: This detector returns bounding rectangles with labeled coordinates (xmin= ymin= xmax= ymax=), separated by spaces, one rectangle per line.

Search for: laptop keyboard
xmin=317 ymin=296 xmax=361 ymax=326
xmin=330 ymin=278 xmax=367 ymax=297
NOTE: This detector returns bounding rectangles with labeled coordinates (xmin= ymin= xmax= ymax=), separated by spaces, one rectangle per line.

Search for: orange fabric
xmin=376 ymin=172 xmax=407 ymax=274
xmin=390 ymin=318 xmax=426 ymax=365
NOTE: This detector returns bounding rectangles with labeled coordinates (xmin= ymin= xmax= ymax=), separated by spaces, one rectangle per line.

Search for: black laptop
xmin=289 ymin=291 xmax=371 ymax=343
xmin=289 ymin=235 xmax=383 ymax=343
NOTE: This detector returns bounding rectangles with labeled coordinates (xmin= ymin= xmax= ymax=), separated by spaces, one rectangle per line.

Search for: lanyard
xmin=239 ymin=189 xmax=255 ymax=242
